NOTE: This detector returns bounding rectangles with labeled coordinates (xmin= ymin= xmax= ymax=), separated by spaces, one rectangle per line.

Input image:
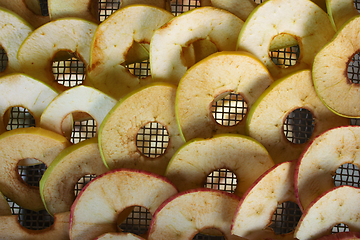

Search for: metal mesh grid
xmin=204 ymin=169 xmax=237 ymax=193
xmin=53 ymin=57 xmax=86 ymax=87
xmin=119 ymin=206 xmax=152 ymax=235
xmin=6 ymin=107 xmax=36 ymax=130
xmin=270 ymin=45 xmax=300 ymax=68
xmin=283 ymin=108 xmax=315 ymax=144
xmin=270 ymin=201 xmax=302 ymax=235
xmin=0 ymin=48 xmax=7 ymax=72
xmin=348 ymin=52 xmax=360 ymax=84
xmin=136 ymin=122 xmax=169 ymax=158
xmin=71 ymin=119 xmax=97 ymax=144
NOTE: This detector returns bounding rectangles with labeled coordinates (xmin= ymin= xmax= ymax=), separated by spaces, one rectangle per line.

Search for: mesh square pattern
xmin=2 ymin=0 xmax=360 ymax=238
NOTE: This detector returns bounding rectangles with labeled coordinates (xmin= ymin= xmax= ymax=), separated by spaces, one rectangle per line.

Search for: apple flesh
xmin=326 ymin=0 xmax=359 ymax=31
xmin=94 ymin=232 xmax=145 ymax=240
xmin=121 ymin=0 xmax=171 ymax=12
xmin=48 ymin=0 xmax=99 ymax=23
xmin=0 ymin=191 xmax=11 ymax=216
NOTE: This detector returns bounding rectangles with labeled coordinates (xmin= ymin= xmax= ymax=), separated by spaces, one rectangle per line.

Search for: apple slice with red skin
xmin=317 ymin=232 xmax=360 ymax=240
xmin=69 ymin=168 xmax=178 ymax=240
xmin=94 ymin=232 xmax=145 ymax=240
xmin=294 ymin=185 xmax=360 ymax=239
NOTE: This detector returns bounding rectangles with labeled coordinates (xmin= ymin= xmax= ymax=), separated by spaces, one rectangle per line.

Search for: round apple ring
xmin=0 ymin=127 xmax=71 ymax=211
xmin=176 ymin=51 xmax=273 ymax=141
xmin=231 ymin=161 xmax=297 ymax=239
xmin=295 ymin=126 xmax=360 ymax=211
xmin=87 ymin=5 xmax=174 ymax=99
xmin=313 ymin=15 xmax=360 ymax=118
xmin=48 ymin=0 xmax=99 ymax=23
xmin=150 ymin=6 xmax=244 ymax=85
xmin=17 ymin=18 xmax=98 ymax=92
xmin=94 ymin=232 xmax=145 ymax=240
xmin=165 ymin=134 xmax=274 ymax=197
xmin=0 ymin=191 xmax=11 ymax=216
xmin=40 ymin=137 xmax=108 ymax=216
xmin=99 ymin=83 xmax=185 ymax=175
xmin=327 ymin=0 xmax=359 ymax=30
xmin=69 ymin=169 xmax=178 ymax=240
xmin=147 ymin=189 xmax=240 ymax=239
xmin=246 ymin=70 xmax=349 ymax=164
xmin=237 ymin=0 xmax=335 ymax=80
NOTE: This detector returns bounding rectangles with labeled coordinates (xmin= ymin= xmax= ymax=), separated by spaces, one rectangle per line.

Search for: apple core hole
xmin=332 ymin=223 xmax=350 ymax=233
xmin=74 ymin=174 xmax=97 ymax=197
xmin=136 ymin=122 xmax=169 ymax=158
xmin=269 ymin=33 xmax=300 ymax=69
xmin=204 ymin=169 xmax=237 ymax=194
xmin=347 ymin=51 xmax=360 ymax=84
xmin=333 ymin=163 xmax=360 ymax=187
xmin=283 ymin=108 xmax=314 ymax=144
xmin=6 ymin=107 xmax=35 ymax=131
xmin=99 ymin=1 xmax=120 ymax=21
xmin=211 ymin=92 xmax=248 ymax=127
xmin=270 ymin=201 xmax=302 ymax=235
xmin=119 ymin=206 xmax=152 ymax=236
xmin=126 ymin=59 xmax=151 ymax=79
xmin=0 ymin=46 xmax=8 ymax=72
xmin=70 ymin=113 xmax=97 ymax=144
xmin=52 ymin=52 xmax=86 ymax=87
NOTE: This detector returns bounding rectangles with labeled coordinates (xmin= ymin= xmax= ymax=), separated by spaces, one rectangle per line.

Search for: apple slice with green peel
xmin=0 ymin=191 xmax=11 ymax=216
xmin=295 ymin=126 xmax=360 ymax=212
xmin=40 ymin=137 xmax=108 ymax=216
xmin=246 ymin=69 xmax=349 ymax=164
xmin=165 ymin=134 xmax=274 ymax=197
xmin=40 ymin=85 xmax=117 ymax=140
xmin=150 ymin=6 xmax=244 ymax=85
xmin=231 ymin=161 xmax=297 ymax=239
xmin=200 ymin=0 xmax=256 ymax=21
xmin=312 ymin=15 xmax=360 ymax=118
xmin=87 ymin=5 xmax=174 ymax=100
xmin=326 ymin=0 xmax=359 ymax=31
xmin=69 ymin=169 xmax=178 ymax=240
xmin=121 ymin=0 xmax=172 ymax=12
xmin=176 ymin=51 xmax=273 ymax=142
xmin=0 ymin=127 xmax=71 ymax=211
xmin=94 ymin=232 xmax=145 ymax=240
xmin=294 ymin=185 xmax=360 ymax=239
xmin=317 ymin=232 xmax=360 ymax=240
xmin=147 ymin=188 xmax=241 ymax=239
xmin=0 ymin=211 xmax=70 ymax=239
xmin=99 ymin=83 xmax=185 ymax=175
xmin=17 ymin=18 xmax=98 ymax=93
xmin=237 ymin=0 xmax=335 ymax=80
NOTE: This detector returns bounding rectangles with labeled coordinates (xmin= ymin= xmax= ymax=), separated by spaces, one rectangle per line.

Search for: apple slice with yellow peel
xmin=0 ymin=191 xmax=11 ymax=216
xmin=0 ymin=127 xmax=71 ymax=211
xmin=147 ymin=188 xmax=241 ymax=240
xmin=150 ymin=6 xmax=244 ymax=85
xmin=94 ymin=232 xmax=145 ymax=240
xmin=237 ymin=0 xmax=335 ymax=80
xmin=326 ymin=0 xmax=359 ymax=31
xmin=294 ymin=185 xmax=360 ymax=239
xmin=87 ymin=5 xmax=174 ymax=100
xmin=295 ymin=126 xmax=360 ymax=212
xmin=200 ymin=0 xmax=256 ymax=21
xmin=246 ymin=69 xmax=349 ymax=164
xmin=312 ymin=15 xmax=360 ymax=118
xmin=40 ymin=137 xmax=108 ymax=216
xmin=17 ymin=18 xmax=98 ymax=92
xmin=0 ymin=211 xmax=70 ymax=240
xmin=165 ymin=134 xmax=274 ymax=197
xmin=176 ymin=51 xmax=273 ymax=141
xmin=40 ymin=85 xmax=117 ymax=139
xmin=121 ymin=0 xmax=171 ymax=12
xmin=69 ymin=169 xmax=178 ymax=240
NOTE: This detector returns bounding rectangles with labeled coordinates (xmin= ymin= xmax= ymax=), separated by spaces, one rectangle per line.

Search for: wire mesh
xmin=348 ymin=52 xmax=360 ymax=84
xmin=53 ymin=57 xmax=86 ymax=87
xmin=136 ymin=122 xmax=169 ymax=158
xmin=283 ymin=108 xmax=315 ymax=144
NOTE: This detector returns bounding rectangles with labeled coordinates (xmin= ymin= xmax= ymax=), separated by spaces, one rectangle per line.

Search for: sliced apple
xmin=40 ymin=137 xmax=108 ymax=216
xmin=317 ymin=232 xmax=360 ymax=240
xmin=98 ymin=83 xmax=185 ymax=175
xmin=40 ymin=85 xmax=117 ymax=139
xmin=94 ymin=232 xmax=145 ymax=240
xmin=0 ymin=191 xmax=11 ymax=216
xmin=48 ymin=0 xmax=99 ymax=23
xmin=150 ymin=6 xmax=244 ymax=85
xmin=246 ymin=69 xmax=349 ymax=164
xmin=312 ymin=15 xmax=360 ymax=118
xmin=121 ymin=0 xmax=172 ymax=12
xmin=165 ymin=134 xmax=274 ymax=197
xmin=87 ymin=5 xmax=174 ymax=99
xmin=237 ymin=0 xmax=335 ymax=80
xmin=294 ymin=185 xmax=360 ymax=239
xmin=326 ymin=0 xmax=359 ymax=31
xmin=69 ymin=169 xmax=178 ymax=240
xmin=17 ymin=18 xmax=98 ymax=92
xmin=0 ymin=211 xmax=70 ymax=239
xmin=231 ymin=161 xmax=297 ymax=239
xmin=147 ymin=188 xmax=241 ymax=239
xmin=176 ymin=51 xmax=273 ymax=141
xmin=295 ymin=126 xmax=360 ymax=212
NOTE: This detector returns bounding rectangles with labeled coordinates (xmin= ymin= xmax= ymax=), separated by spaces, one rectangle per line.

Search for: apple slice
xmin=237 ymin=0 xmax=335 ymax=80
xmin=99 ymin=83 xmax=185 ymax=175
xmin=175 ymin=51 xmax=273 ymax=141
xmin=0 ymin=127 xmax=71 ymax=211
xmin=326 ymin=0 xmax=359 ymax=31
xmin=94 ymin=232 xmax=145 ymax=240
xmin=87 ymin=5 xmax=174 ymax=99
xmin=121 ymin=0 xmax=171 ymax=12
xmin=0 ymin=211 xmax=70 ymax=239
xmin=69 ymin=169 xmax=178 ymax=240
xmin=317 ymin=232 xmax=360 ymax=240
xmin=231 ymin=161 xmax=298 ymax=239
xmin=294 ymin=185 xmax=360 ymax=239
xmin=312 ymin=15 xmax=360 ymax=118
xmin=150 ymin=6 xmax=244 ymax=85
xmin=147 ymin=188 xmax=241 ymax=239
xmin=17 ymin=18 xmax=98 ymax=93
xmin=0 ymin=191 xmax=11 ymax=216
xmin=246 ymin=69 xmax=349 ymax=164
xmin=165 ymin=134 xmax=274 ymax=197
xmin=40 ymin=85 xmax=117 ymax=140
xmin=40 ymin=137 xmax=108 ymax=216
xmin=295 ymin=126 xmax=360 ymax=212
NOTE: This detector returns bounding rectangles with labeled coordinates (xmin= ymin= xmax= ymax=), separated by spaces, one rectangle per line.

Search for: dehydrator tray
xmin=2 ymin=0 xmax=360 ymax=239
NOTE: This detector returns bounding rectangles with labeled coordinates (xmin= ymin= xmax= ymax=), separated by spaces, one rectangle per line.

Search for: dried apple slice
xmin=40 ymin=137 xmax=108 ymax=216
xmin=317 ymin=232 xmax=360 ymax=240
xmin=246 ymin=69 xmax=349 ymax=164
xmin=94 ymin=232 xmax=145 ymax=240
xmin=0 ymin=191 xmax=11 ymax=216
xmin=200 ymin=0 xmax=256 ymax=21
xmin=237 ymin=0 xmax=335 ymax=80
xmin=121 ymin=0 xmax=171 ymax=11
xmin=165 ymin=134 xmax=274 ymax=197
xmin=294 ymin=185 xmax=360 ymax=239
xmin=69 ymin=169 xmax=178 ymax=240
xmin=48 ymin=0 xmax=99 ymax=23
xmin=326 ymin=0 xmax=359 ymax=30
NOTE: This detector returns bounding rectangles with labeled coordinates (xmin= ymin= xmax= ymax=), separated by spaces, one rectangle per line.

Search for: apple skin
xmin=326 ymin=0 xmax=359 ymax=31
xmin=316 ymin=232 xmax=360 ymax=240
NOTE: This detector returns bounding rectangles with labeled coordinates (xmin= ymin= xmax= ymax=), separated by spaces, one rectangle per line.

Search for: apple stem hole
xmin=348 ymin=52 xmax=360 ymax=84
xmin=119 ymin=206 xmax=152 ymax=236
xmin=52 ymin=54 xmax=86 ymax=87
xmin=333 ymin=163 xmax=360 ymax=187
xmin=283 ymin=108 xmax=314 ymax=144
xmin=270 ymin=201 xmax=302 ymax=235
xmin=204 ymin=169 xmax=237 ymax=194
xmin=6 ymin=107 xmax=35 ymax=131
xmin=136 ymin=122 xmax=169 ymax=158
